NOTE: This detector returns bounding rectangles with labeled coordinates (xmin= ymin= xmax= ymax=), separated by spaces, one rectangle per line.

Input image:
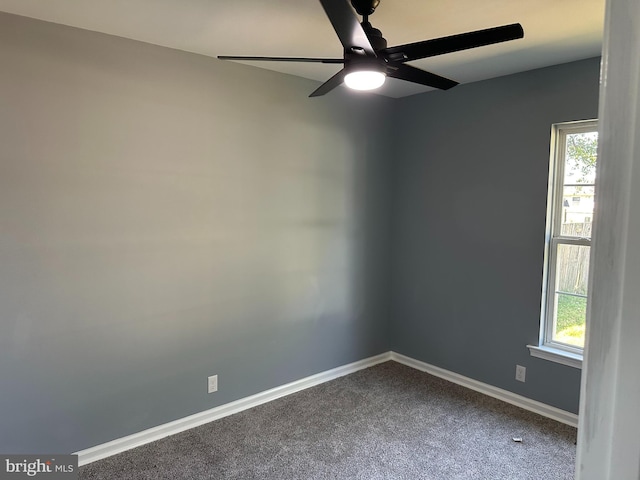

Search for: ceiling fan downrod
xmin=351 ymin=0 xmax=386 ymax=50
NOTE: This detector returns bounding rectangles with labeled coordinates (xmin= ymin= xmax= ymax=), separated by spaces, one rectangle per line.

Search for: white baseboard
xmin=390 ymin=351 xmax=579 ymax=428
xmin=74 ymin=352 xmax=391 ymax=466
xmin=76 ymin=350 xmax=577 ymax=465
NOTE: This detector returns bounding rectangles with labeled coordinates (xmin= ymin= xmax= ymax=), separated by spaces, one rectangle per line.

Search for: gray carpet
xmin=79 ymin=361 xmax=577 ymax=479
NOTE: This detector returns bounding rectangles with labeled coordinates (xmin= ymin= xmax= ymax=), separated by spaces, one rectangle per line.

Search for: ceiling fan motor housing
xmin=361 ymin=22 xmax=387 ymax=51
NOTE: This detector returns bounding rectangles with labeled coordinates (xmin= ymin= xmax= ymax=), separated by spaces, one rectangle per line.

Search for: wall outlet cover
xmin=208 ymin=375 xmax=218 ymax=393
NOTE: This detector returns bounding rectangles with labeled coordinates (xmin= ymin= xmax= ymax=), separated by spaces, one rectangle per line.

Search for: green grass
xmin=555 ymin=324 xmax=586 ymax=347
xmin=555 ymin=294 xmax=587 ymax=347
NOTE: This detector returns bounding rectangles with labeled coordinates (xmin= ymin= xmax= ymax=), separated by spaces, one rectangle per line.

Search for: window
xmin=529 ymin=120 xmax=598 ymax=367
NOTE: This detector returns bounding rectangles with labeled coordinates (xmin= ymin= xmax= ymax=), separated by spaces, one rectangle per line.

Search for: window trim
xmin=528 ymin=344 xmax=582 ymax=369
xmin=531 ymin=119 xmax=598 ymax=366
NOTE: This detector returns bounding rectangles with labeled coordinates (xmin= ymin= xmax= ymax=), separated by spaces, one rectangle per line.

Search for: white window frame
xmin=528 ymin=119 xmax=598 ymax=368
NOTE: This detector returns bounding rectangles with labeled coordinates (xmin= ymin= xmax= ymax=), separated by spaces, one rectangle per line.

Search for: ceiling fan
xmin=218 ymin=0 xmax=524 ymax=97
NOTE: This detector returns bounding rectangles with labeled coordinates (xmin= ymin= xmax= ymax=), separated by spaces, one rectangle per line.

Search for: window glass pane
xmin=555 ymin=244 xmax=591 ymax=295
xmin=543 ymin=122 xmax=597 ymax=353
xmin=564 ymin=131 xmax=598 ymax=184
xmin=560 ymin=186 xmax=595 ymax=236
xmin=553 ymin=293 xmax=586 ymax=348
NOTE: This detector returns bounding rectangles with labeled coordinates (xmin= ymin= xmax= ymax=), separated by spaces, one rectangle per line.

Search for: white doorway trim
xmin=575 ymin=0 xmax=640 ymax=478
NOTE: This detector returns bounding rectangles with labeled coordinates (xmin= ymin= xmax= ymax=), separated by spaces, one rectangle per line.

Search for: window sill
xmin=527 ymin=345 xmax=583 ymax=369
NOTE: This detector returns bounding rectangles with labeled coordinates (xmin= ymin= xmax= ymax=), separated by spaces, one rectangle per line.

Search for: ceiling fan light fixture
xmin=344 ymin=68 xmax=386 ymax=91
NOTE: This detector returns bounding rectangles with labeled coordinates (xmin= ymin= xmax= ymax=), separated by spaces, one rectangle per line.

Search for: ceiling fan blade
xmin=309 ymin=69 xmax=347 ymax=97
xmin=218 ymin=56 xmax=344 ymax=64
xmin=318 ymin=0 xmax=376 ymax=57
xmin=387 ymin=63 xmax=458 ymax=90
xmin=380 ymin=23 xmax=524 ymax=63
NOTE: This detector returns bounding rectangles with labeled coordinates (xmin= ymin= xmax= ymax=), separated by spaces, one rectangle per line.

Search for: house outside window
xmin=529 ymin=119 xmax=598 ymax=367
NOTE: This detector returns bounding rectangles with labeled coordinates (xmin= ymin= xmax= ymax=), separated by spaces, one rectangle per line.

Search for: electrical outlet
xmin=515 ymin=365 xmax=526 ymax=383
xmin=207 ymin=375 xmax=218 ymax=393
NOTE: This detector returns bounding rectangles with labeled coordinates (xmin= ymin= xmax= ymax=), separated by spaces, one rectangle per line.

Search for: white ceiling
xmin=0 ymin=0 xmax=605 ymax=98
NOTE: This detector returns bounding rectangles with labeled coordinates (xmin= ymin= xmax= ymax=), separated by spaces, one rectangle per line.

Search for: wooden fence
xmin=557 ymin=222 xmax=591 ymax=295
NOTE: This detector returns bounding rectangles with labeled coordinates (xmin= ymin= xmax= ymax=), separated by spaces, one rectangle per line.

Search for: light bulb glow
xmin=344 ymin=70 xmax=386 ymax=91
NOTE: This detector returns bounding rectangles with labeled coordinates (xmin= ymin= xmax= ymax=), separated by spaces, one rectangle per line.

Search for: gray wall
xmin=389 ymin=57 xmax=601 ymax=413
xmin=0 ymin=12 xmax=392 ymax=453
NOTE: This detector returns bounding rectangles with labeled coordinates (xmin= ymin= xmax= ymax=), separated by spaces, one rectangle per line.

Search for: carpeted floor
xmin=79 ymin=361 xmax=577 ymax=479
